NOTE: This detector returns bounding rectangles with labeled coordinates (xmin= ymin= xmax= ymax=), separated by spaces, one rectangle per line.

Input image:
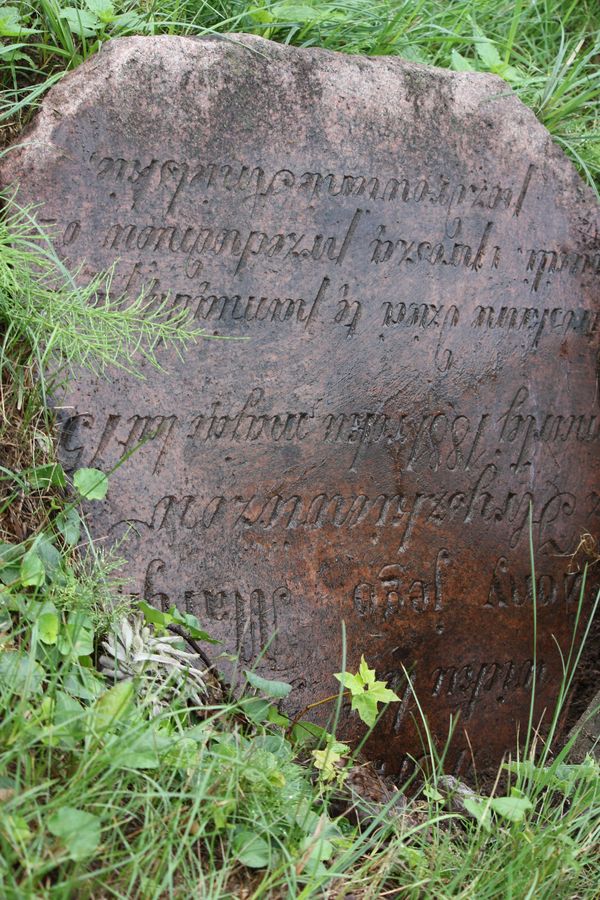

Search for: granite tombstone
xmin=2 ymin=35 xmax=598 ymax=777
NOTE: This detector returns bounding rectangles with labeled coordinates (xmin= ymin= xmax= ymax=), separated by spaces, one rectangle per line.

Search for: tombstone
xmin=1 ymin=35 xmax=598 ymax=778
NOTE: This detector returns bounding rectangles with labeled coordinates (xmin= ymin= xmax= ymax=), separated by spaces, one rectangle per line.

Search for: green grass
xmin=0 ymin=203 xmax=204 ymax=379
xmin=1 ymin=1 xmax=599 ymax=897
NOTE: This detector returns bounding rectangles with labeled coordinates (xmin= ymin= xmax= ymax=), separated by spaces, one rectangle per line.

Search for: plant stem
xmin=288 ymin=691 xmax=351 ymax=733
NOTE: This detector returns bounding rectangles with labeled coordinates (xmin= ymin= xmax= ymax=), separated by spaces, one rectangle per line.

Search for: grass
xmin=0 ymin=0 xmax=599 ymax=897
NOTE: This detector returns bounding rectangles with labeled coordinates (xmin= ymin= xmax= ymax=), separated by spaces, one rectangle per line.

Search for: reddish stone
xmin=2 ymin=35 xmax=598 ymax=778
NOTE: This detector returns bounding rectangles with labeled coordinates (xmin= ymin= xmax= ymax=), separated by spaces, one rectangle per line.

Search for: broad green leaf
xmin=111 ymin=727 xmax=170 ymax=769
xmin=0 ymin=6 xmax=21 ymax=33
xmin=0 ymin=542 xmax=21 ymax=564
xmin=4 ymin=815 xmax=32 ymax=843
xmin=298 ymin=816 xmax=341 ymax=877
xmin=54 ymin=690 xmax=84 ymax=724
xmin=27 ymin=463 xmax=66 ymax=490
xmin=38 ymin=601 xmax=59 ymax=645
xmin=63 ymin=668 xmax=105 ymax=700
xmin=266 ymin=705 xmax=290 ymax=727
xmin=242 ymin=748 xmax=281 ymax=786
xmin=398 ymin=46 xmax=428 ymax=64
xmin=248 ymin=7 xmax=275 ymax=24
xmin=504 ymin=760 xmax=545 ymax=783
xmin=463 ymin=796 xmax=492 ymax=832
xmin=232 ymin=828 xmax=271 ymax=868
xmin=34 ymin=535 xmax=61 ymax=577
xmin=554 ymin=759 xmax=598 ymax=795
xmin=312 ymin=742 xmax=350 ymax=781
xmin=138 ymin=600 xmax=173 ymax=631
xmin=57 ymin=613 xmax=94 ymax=657
xmin=113 ymin=11 xmax=146 ymax=30
xmin=251 ymin=733 xmax=292 ymax=759
xmin=4 ymin=591 xmax=30 ymax=614
xmin=301 ymin=830 xmax=334 ymax=863
xmin=451 ymin=50 xmax=475 ymax=72
xmin=365 ymin=681 xmax=400 ymax=705
xmin=358 ymin=655 xmax=376 ymax=685
xmin=162 ymin=736 xmax=198 ymax=768
xmin=334 ymin=658 xmax=400 ymax=728
xmin=271 ymin=4 xmax=320 ymax=24
xmin=242 ymin=696 xmax=273 ymax=723
xmin=184 ymin=722 xmax=210 ymax=744
xmin=423 ymin=784 xmax=444 ymax=803
xmin=167 ymin=605 xmax=220 ymax=642
xmin=54 ymin=508 xmax=81 ymax=546
xmin=502 ymin=64 xmax=524 ymax=84
xmin=399 ymin=845 xmax=427 ymax=869
xmin=91 ymin=680 xmax=133 ymax=734
xmin=473 ymin=24 xmax=502 ymax=70
xmin=58 ymin=7 xmax=101 ymax=38
xmin=292 ymin=797 xmax=320 ymax=831
xmin=350 ymin=691 xmax=378 ymax=728
xmin=0 ymin=6 xmax=37 ymax=37
xmin=490 ymin=795 xmax=533 ymax=822
xmin=1 ymin=47 xmax=35 ymax=64
xmin=73 ymin=467 xmax=108 ymax=500
xmin=333 ymin=671 xmax=364 ymax=694
xmin=20 ymin=548 xmax=45 ymax=587
xmin=85 ymin=0 xmax=115 ymax=22
xmin=53 ymin=691 xmax=85 ymax=748
xmin=290 ymin=720 xmax=332 ymax=747
xmin=0 ymin=650 xmax=43 ymax=695
xmin=47 ymin=807 xmax=101 ymax=860
xmin=245 ymin=670 xmax=292 ymax=699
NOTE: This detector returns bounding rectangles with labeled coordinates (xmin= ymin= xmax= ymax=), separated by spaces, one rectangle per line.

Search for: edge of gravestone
xmin=0 ymin=33 xmax=597 ymax=220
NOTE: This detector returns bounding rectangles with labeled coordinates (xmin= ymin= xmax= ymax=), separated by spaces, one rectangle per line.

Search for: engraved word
xmin=59 ymin=412 xmax=177 ymax=475
xmin=525 ymin=246 xmax=600 ymax=292
xmin=369 ymin=221 xmax=494 ymax=271
xmin=146 ymin=277 xmax=326 ymax=331
xmin=102 ymin=208 xmax=363 ymax=277
xmin=113 ymin=473 xmax=578 ymax=553
xmin=485 ymin=557 xmax=592 ymax=608
xmin=89 ymin=152 xmax=533 ymax=218
xmin=499 ymin=385 xmax=600 ymax=474
xmin=382 ymin=302 xmax=459 ymax=330
xmin=430 ymin=657 xmax=547 ymax=719
xmin=142 ymin=559 xmax=286 ymax=666
xmin=193 ymin=585 xmax=287 ymax=663
xmin=353 ymin=549 xmax=450 ymax=620
xmin=472 ymin=303 xmax=599 ymax=346
xmin=386 ymin=653 xmax=548 ymax=735
xmin=187 ymin=387 xmax=313 ymax=443
xmin=323 ymin=408 xmax=489 ymax=475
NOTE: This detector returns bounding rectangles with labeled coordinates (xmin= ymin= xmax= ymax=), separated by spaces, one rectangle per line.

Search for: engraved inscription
xmin=353 ymin=550 xmax=450 ymax=619
xmin=109 ymin=476 xmax=577 ymax=553
xmin=89 ymin=151 xmax=534 ymax=220
xmin=103 ymin=209 xmax=363 ymax=276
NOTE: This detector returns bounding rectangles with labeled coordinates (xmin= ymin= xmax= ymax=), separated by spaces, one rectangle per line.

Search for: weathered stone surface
xmin=2 ymin=35 xmax=598 ymax=778
xmin=568 ymin=688 xmax=600 ymax=764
